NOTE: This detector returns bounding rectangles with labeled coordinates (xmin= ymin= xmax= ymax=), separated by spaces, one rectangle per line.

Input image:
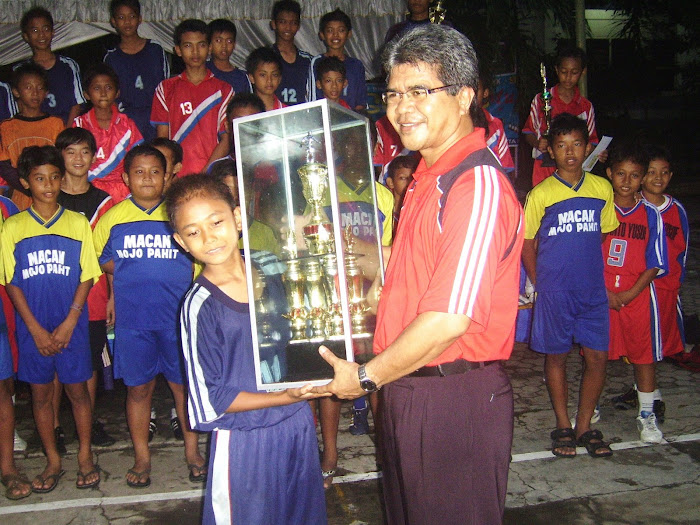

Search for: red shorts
xmin=608 ymin=285 xmax=662 ymax=364
xmin=655 ymin=287 xmax=684 ymax=357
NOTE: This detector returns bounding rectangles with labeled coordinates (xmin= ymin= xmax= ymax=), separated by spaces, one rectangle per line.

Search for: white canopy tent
xmin=0 ymin=0 xmax=405 ymax=77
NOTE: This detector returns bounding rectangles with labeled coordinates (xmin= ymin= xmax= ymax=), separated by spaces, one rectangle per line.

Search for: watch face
xmin=361 ymin=378 xmax=377 ymax=393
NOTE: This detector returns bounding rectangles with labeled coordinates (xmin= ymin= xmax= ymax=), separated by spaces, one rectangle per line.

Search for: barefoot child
xmin=166 ymin=174 xmax=327 ymax=524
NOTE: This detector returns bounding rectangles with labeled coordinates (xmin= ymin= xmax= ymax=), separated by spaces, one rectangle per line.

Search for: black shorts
xmin=89 ymin=320 xmax=108 ymax=372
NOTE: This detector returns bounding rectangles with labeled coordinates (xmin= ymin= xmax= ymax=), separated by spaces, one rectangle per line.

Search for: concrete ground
xmin=2 ymin=198 xmax=699 ymax=523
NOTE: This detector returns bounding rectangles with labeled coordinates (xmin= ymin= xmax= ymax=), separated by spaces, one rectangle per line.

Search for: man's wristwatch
xmin=358 ymin=364 xmax=378 ymax=393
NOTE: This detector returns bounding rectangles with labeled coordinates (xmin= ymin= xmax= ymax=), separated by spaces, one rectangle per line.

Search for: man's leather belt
xmin=409 ymin=358 xmax=499 ymax=378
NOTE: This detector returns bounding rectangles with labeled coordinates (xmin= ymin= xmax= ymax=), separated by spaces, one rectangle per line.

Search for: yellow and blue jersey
xmin=93 ymin=198 xmax=193 ymax=330
xmin=524 ymin=172 xmax=618 ymax=292
xmin=0 ymin=206 xmax=101 ymax=330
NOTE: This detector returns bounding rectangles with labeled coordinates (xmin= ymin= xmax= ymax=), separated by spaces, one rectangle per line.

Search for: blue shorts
xmin=16 ymin=316 xmax=91 ymax=384
xmin=114 ymin=328 xmax=184 ymax=387
xmin=0 ymin=329 xmax=12 ymax=381
xmin=531 ymin=288 xmax=609 ymax=354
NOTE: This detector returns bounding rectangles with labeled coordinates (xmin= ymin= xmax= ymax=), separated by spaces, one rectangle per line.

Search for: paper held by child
xmin=583 ymin=135 xmax=613 ymax=171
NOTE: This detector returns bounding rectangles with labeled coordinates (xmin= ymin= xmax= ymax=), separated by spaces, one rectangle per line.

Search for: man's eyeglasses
xmin=381 ymin=85 xmax=457 ymax=105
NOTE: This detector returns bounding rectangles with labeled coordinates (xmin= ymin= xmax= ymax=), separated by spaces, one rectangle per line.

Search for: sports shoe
xmin=569 ymin=405 xmax=601 ymax=428
xmin=653 ymin=399 xmax=666 ymax=424
xmin=637 ymin=412 xmax=663 ymax=444
xmin=349 ymin=407 xmax=370 ymax=436
xmin=148 ymin=418 xmax=158 ymax=442
xmin=170 ymin=416 xmax=184 ymax=440
xmin=54 ymin=426 xmax=67 ymax=456
xmin=612 ymin=386 xmax=638 ymax=410
xmin=92 ymin=421 xmax=116 ymax=447
xmin=13 ymin=430 xmax=27 ymax=452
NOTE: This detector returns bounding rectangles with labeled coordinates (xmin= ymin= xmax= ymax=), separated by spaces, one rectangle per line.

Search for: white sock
xmin=171 ymin=407 xmax=177 ymax=419
xmin=150 ymin=408 xmax=157 ymax=420
xmin=638 ymin=390 xmax=655 ymax=416
xmin=652 ymin=388 xmax=662 ymax=401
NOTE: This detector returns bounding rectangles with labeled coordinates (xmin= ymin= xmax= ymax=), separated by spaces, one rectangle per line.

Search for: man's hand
xmin=286 ymin=384 xmax=332 ymax=401
xmin=310 ymin=346 xmax=364 ymax=399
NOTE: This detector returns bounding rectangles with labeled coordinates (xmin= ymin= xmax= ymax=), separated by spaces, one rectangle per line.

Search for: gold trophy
xmin=344 ymin=226 xmax=371 ymax=336
xmin=304 ymin=259 xmax=328 ymax=339
xmin=429 ymin=1 xmax=446 ymax=24
xmin=282 ymin=255 xmax=308 ymax=342
xmin=321 ymin=253 xmax=345 ymax=337
xmin=298 ymin=133 xmax=333 ymax=255
xmin=539 ymin=62 xmax=555 ymax=167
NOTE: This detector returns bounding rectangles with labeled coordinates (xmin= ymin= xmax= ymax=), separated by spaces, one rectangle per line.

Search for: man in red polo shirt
xmin=313 ymin=25 xmax=523 ymax=525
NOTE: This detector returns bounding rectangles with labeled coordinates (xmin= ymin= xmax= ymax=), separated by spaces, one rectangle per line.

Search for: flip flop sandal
xmin=188 ymin=463 xmax=207 ymax=483
xmin=76 ymin=466 xmax=101 ymax=489
xmin=577 ymin=429 xmax=613 ymax=458
xmin=2 ymin=473 xmax=32 ymax=500
xmin=126 ymin=468 xmax=151 ymax=488
xmin=550 ymin=428 xmax=577 ymax=458
xmin=32 ymin=469 xmax=66 ymax=494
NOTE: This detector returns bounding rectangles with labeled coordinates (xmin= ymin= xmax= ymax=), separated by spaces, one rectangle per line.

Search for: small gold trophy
xmin=429 ymin=0 xmax=446 ymax=24
xmin=539 ymin=62 xmax=556 ymax=167
xmin=344 ymin=226 xmax=371 ymax=336
xmin=297 ymin=133 xmax=333 ymax=255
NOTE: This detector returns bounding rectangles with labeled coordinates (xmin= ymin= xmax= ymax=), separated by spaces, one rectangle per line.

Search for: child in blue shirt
xmin=166 ymin=174 xmax=327 ymax=525
xmin=0 ymin=146 xmax=102 ymax=492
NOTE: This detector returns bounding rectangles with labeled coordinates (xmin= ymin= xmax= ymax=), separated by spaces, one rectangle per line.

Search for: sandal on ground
xmin=2 ymin=473 xmax=32 ymax=500
xmin=188 ymin=463 xmax=207 ymax=483
xmin=126 ymin=468 xmax=151 ymax=488
xmin=577 ymin=429 xmax=613 ymax=458
xmin=322 ymin=468 xmax=336 ymax=490
xmin=32 ymin=469 xmax=66 ymax=494
xmin=76 ymin=466 xmax=101 ymax=489
xmin=550 ymin=428 xmax=577 ymax=458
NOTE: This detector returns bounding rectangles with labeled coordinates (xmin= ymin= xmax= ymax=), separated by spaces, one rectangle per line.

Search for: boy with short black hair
xmin=17 ymin=7 xmax=85 ymax=125
xmin=270 ymin=0 xmax=312 ymax=106
xmin=55 ymin=127 xmax=116 ymax=447
xmin=246 ymin=47 xmax=286 ymax=111
xmin=523 ymin=46 xmax=605 ymax=186
xmin=0 ymin=63 xmax=65 ymax=210
xmin=151 ymin=19 xmax=234 ymax=177
xmin=207 ymin=19 xmax=251 ymax=96
xmin=74 ymin=63 xmax=144 ymax=203
xmin=385 ymin=153 xmax=419 ymax=236
xmin=104 ymin=0 xmax=170 ymax=142
xmin=315 ymin=56 xmax=350 ymax=109
xmin=93 ymin=144 xmax=206 ymax=488
xmin=523 ymin=113 xmax=618 ymax=458
xmin=150 ymin=137 xmax=183 ymax=184
xmin=308 ymin=9 xmax=367 ymax=111
xmin=0 ymin=145 xmax=102 ymax=492
xmin=477 ymin=68 xmax=514 ymax=174
xmin=603 ymin=141 xmax=667 ymax=444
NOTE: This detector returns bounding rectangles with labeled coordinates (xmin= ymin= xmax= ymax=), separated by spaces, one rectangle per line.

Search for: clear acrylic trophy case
xmin=233 ymin=99 xmax=385 ymax=390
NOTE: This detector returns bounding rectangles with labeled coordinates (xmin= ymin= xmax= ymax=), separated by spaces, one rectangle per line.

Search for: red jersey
xmin=151 ymin=71 xmax=233 ymax=176
xmin=270 ymin=96 xmax=286 ymax=110
xmin=73 ymin=106 xmax=143 ymax=201
xmin=374 ymin=129 xmax=524 ymax=364
xmin=373 ymin=115 xmax=404 ymax=168
xmin=483 ymin=108 xmax=514 ymax=173
xmin=523 ymin=85 xmax=599 ymax=185
xmin=603 ymin=200 xmax=666 ymax=292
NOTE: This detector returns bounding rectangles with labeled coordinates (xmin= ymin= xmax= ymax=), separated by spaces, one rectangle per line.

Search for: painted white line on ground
xmin=2 ymin=433 xmax=698 ymax=515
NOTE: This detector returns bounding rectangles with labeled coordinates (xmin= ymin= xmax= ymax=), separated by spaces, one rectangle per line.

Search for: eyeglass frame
xmin=381 ymin=84 xmax=458 ymax=105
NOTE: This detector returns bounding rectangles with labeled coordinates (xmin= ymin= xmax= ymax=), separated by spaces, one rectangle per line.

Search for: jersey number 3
xmin=607 ymin=239 xmax=627 ymax=267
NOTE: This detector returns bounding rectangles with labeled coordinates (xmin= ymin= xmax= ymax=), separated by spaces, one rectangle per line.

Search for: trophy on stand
xmin=343 ymin=226 xmax=371 ymax=337
xmin=429 ymin=1 xmax=446 ymax=24
xmin=298 ymin=133 xmax=333 ymax=256
xmin=539 ymin=62 xmax=556 ymax=167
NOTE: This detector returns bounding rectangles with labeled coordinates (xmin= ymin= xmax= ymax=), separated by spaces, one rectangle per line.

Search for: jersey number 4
xmin=607 ymin=239 xmax=627 ymax=267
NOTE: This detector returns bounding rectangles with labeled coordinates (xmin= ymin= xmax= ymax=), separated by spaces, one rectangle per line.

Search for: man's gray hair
xmin=382 ymin=25 xmax=479 ymax=96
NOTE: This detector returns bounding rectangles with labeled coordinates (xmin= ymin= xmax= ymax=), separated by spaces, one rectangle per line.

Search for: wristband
xmin=70 ymin=303 xmax=83 ymax=313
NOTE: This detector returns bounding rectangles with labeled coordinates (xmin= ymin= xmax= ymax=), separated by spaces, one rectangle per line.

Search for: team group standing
xmin=0 ymin=1 xmax=689 ymax=524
